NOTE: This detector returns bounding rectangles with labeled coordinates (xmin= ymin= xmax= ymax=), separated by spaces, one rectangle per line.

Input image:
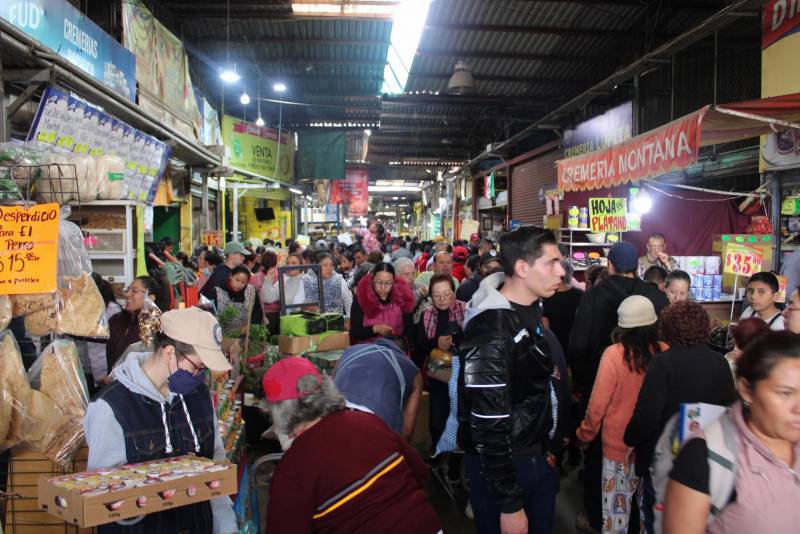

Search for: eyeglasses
xmin=124 ymin=286 xmax=145 ymax=295
xmin=182 ymin=354 xmax=207 ymax=376
xmin=374 ymin=281 xmax=394 ymax=288
xmin=432 ymin=292 xmax=453 ymax=300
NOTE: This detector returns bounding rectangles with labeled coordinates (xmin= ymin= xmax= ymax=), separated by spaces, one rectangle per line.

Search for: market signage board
xmin=723 ymin=243 xmax=763 ymax=276
xmin=1 ymin=0 xmax=136 ymax=101
xmin=27 ymin=86 xmax=171 ymax=204
xmin=760 ymin=0 xmax=800 ymax=171
xmin=330 ymin=166 xmax=369 ymax=216
xmin=557 ymin=111 xmax=703 ymax=192
xmin=221 ymin=115 xmax=295 ymax=183
xmin=588 ymin=198 xmax=627 ymax=233
xmin=201 ymin=231 xmax=222 ymax=248
xmin=0 ymin=203 xmax=60 ymax=294
xmin=563 ymin=102 xmax=633 ymax=158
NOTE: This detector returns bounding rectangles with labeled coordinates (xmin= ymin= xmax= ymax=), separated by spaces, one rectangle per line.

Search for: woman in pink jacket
xmin=577 ymin=295 xmax=668 ymax=534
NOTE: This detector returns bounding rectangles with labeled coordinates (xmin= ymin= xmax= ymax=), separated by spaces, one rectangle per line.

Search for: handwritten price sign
xmin=0 ymin=204 xmax=60 ymax=294
xmin=723 ymin=243 xmax=763 ymax=276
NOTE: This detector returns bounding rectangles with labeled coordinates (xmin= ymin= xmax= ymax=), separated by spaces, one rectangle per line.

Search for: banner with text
xmin=557 ymin=110 xmax=704 ymax=192
xmin=760 ymin=0 xmax=800 ymax=170
xmin=331 ymin=166 xmax=369 ymax=216
xmin=28 ymin=87 xmax=171 ymax=204
xmin=589 ymin=198 xmax=627 ymax=233
xmin=2 ymin=0 xmax=136 ymax=101
xmin=222 ymin=115 xmax=295 ymax=182
xmin=563 ymin=102 xmax=633 ymax=158
xmin=0 ymin=204 xmax=60 ymax=294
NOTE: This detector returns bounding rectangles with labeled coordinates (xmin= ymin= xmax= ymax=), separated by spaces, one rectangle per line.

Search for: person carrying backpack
xmin=663 ymin=331 xmax=800 ymax=534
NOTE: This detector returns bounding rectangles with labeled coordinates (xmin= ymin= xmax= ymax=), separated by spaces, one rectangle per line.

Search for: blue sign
xmin=563 ymin=102 xmax=633 ymax=158
xmin=2 ymin=0 xmax=136 ymax=101
xmin=325 ymin=204 xmax=338 ymax=222
xmin=510 ymin=219 xmax=522 ymax=230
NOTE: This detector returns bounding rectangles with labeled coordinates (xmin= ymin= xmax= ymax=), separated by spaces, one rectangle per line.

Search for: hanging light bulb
xmin=255 ymin=85 xmax=264 ymax=126
xmin=240 ymin=91 xmax=250 ymax=105
xmin=220 ymin=67 xmax=240 ymax=83
xmin=255 ymin=116 xmax=265 ymax=127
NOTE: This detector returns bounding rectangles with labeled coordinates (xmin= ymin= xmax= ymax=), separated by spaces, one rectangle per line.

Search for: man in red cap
xmin=262 ymin=357 xmax=442 ymax=534
xmin=469 ymin=232 xmax=481 ymax=251
xmin=451 ymin=245 xmax=470 ymax=282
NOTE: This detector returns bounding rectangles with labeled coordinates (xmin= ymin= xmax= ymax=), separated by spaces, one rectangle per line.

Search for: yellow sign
xmin=221 ymin=115 xmax=295 ymax=182
xmin=0 ymin=204 xmax=60 ymax=294
xmin=723 ymin=243 xmax=763 ymax=276
xmin=202 ymin=231 xmax=223 ymax=248
xmin=588 ymin=198 xmax=627 ymax=233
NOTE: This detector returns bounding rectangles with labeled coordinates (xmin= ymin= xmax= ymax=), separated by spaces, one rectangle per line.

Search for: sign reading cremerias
xmin=589 ymin=198 xmax=627 ymax=233
xmin=2 ymin=0 xmax=136 ymax=101
xmin=557 ymin=111 xmax=704 ymax=192
xmin=0 ymin=203 xmax=60 ymax=294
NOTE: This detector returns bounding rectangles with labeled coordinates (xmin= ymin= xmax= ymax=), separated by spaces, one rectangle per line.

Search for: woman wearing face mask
xmin=663 ymin=331 xmax=800 ymax=534
xmin=212 ymin=265 xmax=263 ymax=335
xmin=84 ymin=308 xmax=237 ymax=534
xmin=106 ymin=276 xmax=158 ymax=382
xmin=296 ymin=252 xmax=352 ymax=317
xmin=350 ymin=262 xmax=415 ymax=347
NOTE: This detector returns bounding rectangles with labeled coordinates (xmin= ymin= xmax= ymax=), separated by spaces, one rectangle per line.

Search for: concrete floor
xmin=429 ymin=462 xmax=584 ymax=534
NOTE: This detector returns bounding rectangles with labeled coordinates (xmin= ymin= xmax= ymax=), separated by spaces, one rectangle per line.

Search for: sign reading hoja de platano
xmin=0 ymin=203 xmax=60 ymax=294
xmin=557 ymin=111 xmax=704 ymax=191
xmin=589 ymin=198 xmax=627 ymax=233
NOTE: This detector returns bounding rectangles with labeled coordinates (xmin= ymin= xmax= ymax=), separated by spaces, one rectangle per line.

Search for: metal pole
xmin=0 ymin=33 xmax=6 ymax=142
xmin=633 ymin=74 xmax=641 ymax=135
xmin=670 ymin=55 xmax=675 ymax=121
xmin=770 ymin=172 xmax=782 ymax=271
xmin=202 ymin=173 xmax=210 ymax=231
xmin=233 ymin=181 xmax=239 ymax=242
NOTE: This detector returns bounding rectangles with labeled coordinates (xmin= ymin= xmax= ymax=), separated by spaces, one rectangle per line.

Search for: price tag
xmin=0 ymin=204 xmax=60 ymax=294
xmin=723 ymin=243 xmax=763 ymax=276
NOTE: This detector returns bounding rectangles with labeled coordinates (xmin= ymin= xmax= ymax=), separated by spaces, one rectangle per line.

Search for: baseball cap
xmin=618 ymin=295 xmax=658 ymax=329
xmin=607 ymin=242 xmax=639 ymax=272
xmin=224 ymin=241 xmax=248 ymax=256
xmin=480 ymin=249 xmax=501 ymax=266
xmin=470 ymin=233 xmax=480 ymax=242
xmin=452 ymin=246 xmax=469 ymax=262
xmin=160 ymin=308 xmax=232 ymax=372
xmin=262 ymin=357 xmax=322 ymax=402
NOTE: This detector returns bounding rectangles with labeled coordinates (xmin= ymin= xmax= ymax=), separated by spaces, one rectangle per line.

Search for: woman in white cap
xmin=576 ymin=295 xmax=668 ymax=534
xmin=83 ymin=307 xmax=236 ymax=534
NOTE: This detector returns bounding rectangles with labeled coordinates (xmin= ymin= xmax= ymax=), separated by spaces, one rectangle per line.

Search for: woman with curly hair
xmin=623 ymin=300 xmax=736 ymax=533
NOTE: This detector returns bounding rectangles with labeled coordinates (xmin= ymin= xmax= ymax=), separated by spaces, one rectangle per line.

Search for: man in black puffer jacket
xmin=458 ymin=227 xmax=567 ymax=534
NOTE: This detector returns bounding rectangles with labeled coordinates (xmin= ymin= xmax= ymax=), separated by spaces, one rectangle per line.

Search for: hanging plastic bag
xmin=74 ymin=154 xmax=98 ymax=202
xmin=0 ymin=140 xmax=47 ymax=198
xmin=0 ymin=331 xmax=32 ymax=451
xmin=11 ymin=291 xmax=59 ymax=317
xmin=139 ymin=295 xmax=162 ymax=346
xmin=26 ymin=339 xmax=89 ymax=466
xmin=0 ymin=295 xmax=12 ymax=330
xmin=37 ymin=151 xmax=76 ymax=204
xmin=57 ymin=272 xmax=109 ymax=338
xmin=57 ymin=206 xmax=92 ymax=285
xmin=96 ymin=155 xmax=126 ymax=200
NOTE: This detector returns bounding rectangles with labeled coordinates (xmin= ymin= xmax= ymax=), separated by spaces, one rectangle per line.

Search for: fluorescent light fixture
xmin=382 ymin=0 xmax=433 ymax=94
xmin=369 ymin=185 xmax=421 ymax=193
xmin=255 ymin=116 xmax=265 ymax=126
xmin=220 ymin=68 xmax=241 ymax=83
xmin=289 ymin=187 xmax=303 ymax=195
xmin=634 ymin=189 xmax=652 ymax=213
xmin=292 ymin=2 xmax=396 ymax=17
xmin=273 ymin=82 xmax=287 ymax=92
xmin=425 ymin=168 xmax=432 ymax=174
xmin=364 ymin=129 xmax=372 ymax=136
xmin=240 ymin=91 xmax=250 ymax=105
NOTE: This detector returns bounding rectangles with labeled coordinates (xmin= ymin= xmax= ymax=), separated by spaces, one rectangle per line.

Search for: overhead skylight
xmin=382 ymin=0 xmax=433 ymax=94
xmin=292 ymin=1 xmax=398 ymax=18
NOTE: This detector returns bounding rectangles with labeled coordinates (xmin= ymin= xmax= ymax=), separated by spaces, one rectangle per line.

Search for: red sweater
xmin=577 ymin=342 xmax=668 ymax=463
xmin=267 ymin=410 xmax=441 ymax=534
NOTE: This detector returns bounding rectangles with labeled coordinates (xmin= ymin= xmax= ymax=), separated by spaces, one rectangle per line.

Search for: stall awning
xmin=556 ymin=92 xmax=800 ymax=192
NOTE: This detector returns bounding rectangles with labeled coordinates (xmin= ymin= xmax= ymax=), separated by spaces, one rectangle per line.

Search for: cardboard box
xmin=278 ymin=331 xmax=350 ymax=355
xmin=38 ymin=455 xmax=237 ymax=528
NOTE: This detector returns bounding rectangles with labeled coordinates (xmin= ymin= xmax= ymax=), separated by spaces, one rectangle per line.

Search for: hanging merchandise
xmin=27 ymin=87 xmax=171 ymax=204
xmin=484 ymin=170 xmax=496 ymax=200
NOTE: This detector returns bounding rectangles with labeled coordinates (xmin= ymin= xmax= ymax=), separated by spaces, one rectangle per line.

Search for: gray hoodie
xmin=464 ymin=271 xmax=513 ymax=327
xmin=83 ymin=351 xmax=237 ymax=533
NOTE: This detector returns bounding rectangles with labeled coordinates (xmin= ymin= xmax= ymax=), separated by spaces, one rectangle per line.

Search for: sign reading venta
xmin=557 ymin=111 xmax=703 ymax=192
xmin=589 ymin=198 xmax=627 ymax=233
xmin=2 ymin=0 xmax=136 ymax=101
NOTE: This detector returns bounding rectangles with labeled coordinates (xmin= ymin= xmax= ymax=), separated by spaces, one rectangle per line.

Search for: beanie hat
xmin=618 ymin=295 xmax=658 ymax=329
xmin=607 ymin=242 xmax=639 ymax=272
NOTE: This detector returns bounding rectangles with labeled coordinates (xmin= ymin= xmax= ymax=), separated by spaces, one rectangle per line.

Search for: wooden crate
xmin=3 ymin=448 xmax=94 ymax=534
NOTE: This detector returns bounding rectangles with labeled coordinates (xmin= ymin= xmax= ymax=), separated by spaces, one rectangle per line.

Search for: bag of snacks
xmin=139 ymin=296 xmax=162 ymax=346
xmin=26 ymin=339 xmax=89 ymax=466
xmin=0 ymin=331 xmax=31 ymax=451
xmin=57 ymin=207 xmax=93 ymax=285
xmin=58 ymin=272 xmax=109 ymax=338
xmin=0 ymin=295 xmax=12 ymax=330
xmin=11 ymin=292 xmax=58 ymax=317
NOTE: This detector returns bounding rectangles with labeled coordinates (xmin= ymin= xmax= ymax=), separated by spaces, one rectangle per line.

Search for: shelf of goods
xmin=558 ymin=228 xmax=623 ymax=272
xmin=73 ymin=201 xmax=138 ymax=288
xmin=211 ymin=374 xmax=245 ymax=467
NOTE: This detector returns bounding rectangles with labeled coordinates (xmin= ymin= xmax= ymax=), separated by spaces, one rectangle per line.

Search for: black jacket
xmin=569 ymin=275 xmax=668 ymax=391
xmin=623 ymin=343 xmax=736 ymax=476
xmin=456 ymin=273 xmax=558 ymax=514
xmin=455 ymin=271 xmax=481 ymax=302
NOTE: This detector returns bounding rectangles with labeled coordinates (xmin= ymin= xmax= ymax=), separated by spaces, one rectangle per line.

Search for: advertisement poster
xmin=563 ymin=102 xmax=634 ymax=158
xmin=28 ymin=86 xmax=171 ymax=203
xmin=121 ymin=2 xmax=202 ymax=136
xmin=331 ymin=166 xmax=369 ymax=216
xmin=1 ymin=0 xmax=135 ymax=101
xmin=723 ymin=243 xmax=763 ymax=276
xmin=0 ymin=203 xmax=60 ymax=294
xmin=221 ymin=115 xmax=295 ymax=183
xmin=761 ymin=0 xmax=800 ymax=170
xmin=588 ymin=198 xmax=627 ymax=233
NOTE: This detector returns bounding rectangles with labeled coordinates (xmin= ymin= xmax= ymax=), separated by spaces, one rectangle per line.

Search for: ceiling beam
xmin=191 ymin=38 xmax=389 ymax=47
xmin=416 ymin=48 xmax=610 ymax=64
xmin=424 ymin=23 xmax=628 ymax=38
xmin=501 ymin=0 xmax=726 ymax=8
xmin=409 ymin=71 xmax=587 ymax=85
xmin=204 ymin=56 xmax=387 ymax=67
xmin=381 ymin=93 xmax=562 ymax=107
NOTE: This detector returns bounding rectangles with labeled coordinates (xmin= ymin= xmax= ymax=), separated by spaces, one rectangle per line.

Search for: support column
xmin=770 ymin=172 xmax=782 ymax=271
xmin=232 ymin=181 xmax=239 ymax=242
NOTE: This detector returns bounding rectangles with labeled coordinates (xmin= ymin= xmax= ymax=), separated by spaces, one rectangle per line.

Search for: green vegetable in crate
xmin=219 ymin=304 xmax=241 ymax=338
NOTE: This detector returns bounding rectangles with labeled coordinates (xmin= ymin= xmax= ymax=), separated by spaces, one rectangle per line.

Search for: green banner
xmin=296 ymin=130 xmax=346 ymax=180
xmin=222 ymin=115 xmax=295 ymax=182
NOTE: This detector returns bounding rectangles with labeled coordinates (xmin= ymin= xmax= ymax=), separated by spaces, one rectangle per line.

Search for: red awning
xmin=556 ymin=92 xmax=800 ymax=192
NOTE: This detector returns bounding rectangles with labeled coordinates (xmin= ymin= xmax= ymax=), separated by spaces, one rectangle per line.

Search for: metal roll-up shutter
xmin=510 ymin=148 xmax=560 ymax=226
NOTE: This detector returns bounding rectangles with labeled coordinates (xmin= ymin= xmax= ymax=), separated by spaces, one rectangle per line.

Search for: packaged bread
xmin=0 ymin=295 xmax=11 ymax=330
xmin=74 ymin=154 xmax=98 ymax=202
xmin=11 ymin=292 xmax=58 ymax=317
xmin=24 ymin=390 xmax=60 ymax=451
xmin=26 ymin=339 xmax=88 ymax=465
xmin=37 ymin=152 xmax=75 ymax=204
xmin=25 ymin=305 xmax=59 ymax=336
xmin=96 ymin=155 xmax=126 ymax=200
xmin=58 ymin=272 xmax=109 ymax=338
xmin=0 ymin=331 xmax=31 ymax=450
